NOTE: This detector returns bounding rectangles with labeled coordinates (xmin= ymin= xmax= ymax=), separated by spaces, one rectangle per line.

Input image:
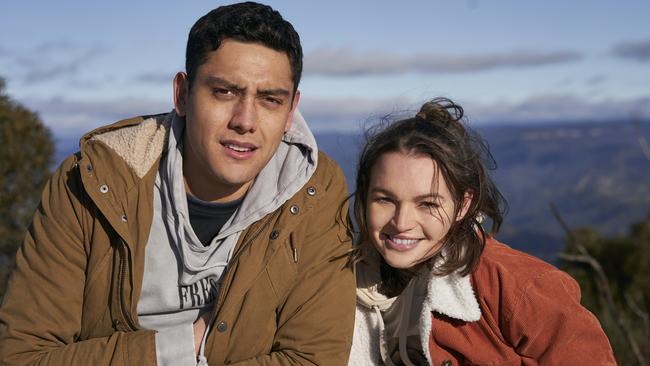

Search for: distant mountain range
xmin=54 ymin=119 xmax=650 ymax=262
xmin=314 ymin=119 xmax=650 ymax=262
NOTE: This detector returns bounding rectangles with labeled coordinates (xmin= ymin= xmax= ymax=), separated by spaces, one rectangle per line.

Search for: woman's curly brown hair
xmin=354 ymin=98 xmax=507 ymax=295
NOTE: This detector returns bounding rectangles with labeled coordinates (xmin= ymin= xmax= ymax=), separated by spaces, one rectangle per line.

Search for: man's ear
xmin=457 ymin=191 xmax=474 ymax=221
xmin=173 ymin=72 xmax=189 ymax=117
xmin=284 ymin=90 xmax=300 ymax=132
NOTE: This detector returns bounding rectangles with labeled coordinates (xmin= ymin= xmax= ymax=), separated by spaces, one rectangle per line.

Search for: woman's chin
xmin=382 ymin=253 xmax=418 ymax=270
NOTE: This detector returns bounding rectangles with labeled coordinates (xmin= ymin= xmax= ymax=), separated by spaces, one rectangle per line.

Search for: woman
xmin=348 ymin=98 xmax=616 ymax=365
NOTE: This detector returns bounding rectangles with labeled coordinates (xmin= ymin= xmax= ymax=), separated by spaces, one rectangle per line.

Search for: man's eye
xmin=262 ymin=96 xmax=283 ymax=106
xmin=213 ymin=88 xmax=234 ymax=97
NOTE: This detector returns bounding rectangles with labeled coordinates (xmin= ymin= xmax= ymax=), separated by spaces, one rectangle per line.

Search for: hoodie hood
xmin=354 ymin=248 xmax=482 ymax=366
xmin=356 ymin=250 xmax=397 ymax=312
xmin=161 ymin=110 xmax=318 ymax=285
xmin=356 ymin=248 xmax=481 ymax=322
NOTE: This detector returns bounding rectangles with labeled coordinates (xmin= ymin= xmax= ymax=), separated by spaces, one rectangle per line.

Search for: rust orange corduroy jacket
xmin=350 ymin=238 xmax=616 ymax=365
xmin=427 ymin=239 xmax=616 ymax=366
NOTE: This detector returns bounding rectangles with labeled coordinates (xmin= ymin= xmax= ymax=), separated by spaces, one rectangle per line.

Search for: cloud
xmin=612 ymin=39 xmax=650 ymax=62
xmin=299 ymin=95 xmax=415 ymax=131
xmin=36 ymin=41 xmax=79 ymax=54
xmin=1 ymin=42 xmax=107 ymax=84
xmin=135 ymin=72 xmax=176 ymax=84
xmin=585 ymin=75 xmax=607 ymax=86
xmin=298 ymin=94 xmax=650 ymax=131
xmin=18 ymin=92 xmax=650 ymax=140
xmin=304 ymin=47 xmax=582 ymax=77
xmin=467 ymin=94 xmax=650 ymax=124
xmin=19 ymin=95 xmax=172 ymax=137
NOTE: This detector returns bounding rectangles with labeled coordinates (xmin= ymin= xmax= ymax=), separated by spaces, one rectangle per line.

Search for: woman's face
xmin=366 ymin=151 xmax=468 ymax=269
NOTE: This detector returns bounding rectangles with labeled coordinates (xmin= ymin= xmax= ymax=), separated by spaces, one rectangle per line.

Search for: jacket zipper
xmin=118 ymin=238 xmax=139 ymax=330
xmin=76 ymin=151 xmax=138 ymax=331
xmin=213 ymin=209 xmax=281 ymax=314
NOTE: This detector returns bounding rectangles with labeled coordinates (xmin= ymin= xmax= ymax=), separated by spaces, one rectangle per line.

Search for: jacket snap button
xmin=217 ymin=321 xmax=228 ymax=332
xmin=441 ymin=360 xmax=452 ymax=366
xmin=86 ymin=164 xmax=93 ymax=172
xmin=306 ymin=186 xmax=316 ymax=196
xmin=270 ymin=230 xmax=279 ymax=240
xmin=99 ymin=184 xmax=109 ymax=193
xmin=289 ymin=205 xmax=300 ymax=215
xmin=121 ymin=214 xmax=128 ymax=222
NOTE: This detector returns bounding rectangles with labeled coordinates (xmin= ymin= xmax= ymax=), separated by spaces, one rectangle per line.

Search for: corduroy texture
xmin=349 ymin=238 xmax=616 ymax=365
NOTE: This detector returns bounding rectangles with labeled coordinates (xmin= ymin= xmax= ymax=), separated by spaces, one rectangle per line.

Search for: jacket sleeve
xmin=230 ymin=160 xmax=356 ymax=366
xmin=0 ymin=156 xmax=156 ymax=366
xmin=504 ymin=269 xmax=616 ymax=365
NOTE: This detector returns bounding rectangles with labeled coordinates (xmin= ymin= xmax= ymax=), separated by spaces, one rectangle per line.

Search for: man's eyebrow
xmin=205 ymin=76 xmax=244 ymax=92
xmin=204 ymin=76 xmax=290 ymax=97
xmin=257 ymin=88 xmax=291 ymax=97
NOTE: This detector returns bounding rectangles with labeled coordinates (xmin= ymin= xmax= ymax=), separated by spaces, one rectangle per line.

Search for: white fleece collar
xmin=356 ymin=253 xmax=482 ymax=323
xmin=419 ymin=268 xmax=481 ymax=366
xmin=354 ymin=251 xmax=482 ymax=366
xmin=91 ymin=113 xmax=172 ymax=178
xmin=424 ymin=269 xmax=481 ymax=322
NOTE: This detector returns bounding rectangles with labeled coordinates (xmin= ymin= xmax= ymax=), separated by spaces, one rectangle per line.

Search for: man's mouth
xmin=225 ymin=143 xmax=254 ymax=152
xmin=221 ymin=141 xmax=257 ymax=159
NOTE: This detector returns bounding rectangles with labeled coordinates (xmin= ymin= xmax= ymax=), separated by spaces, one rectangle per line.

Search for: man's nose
xmin=229 ymin=97 xmax=258 ymax=133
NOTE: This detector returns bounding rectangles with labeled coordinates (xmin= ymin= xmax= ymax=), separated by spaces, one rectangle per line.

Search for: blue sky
xmin=1 ymin=0 xmax=649 ymax=137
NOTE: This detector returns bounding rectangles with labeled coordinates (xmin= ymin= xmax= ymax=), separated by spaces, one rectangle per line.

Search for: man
xmin=0 ymin=2 xmax=355 ymax=365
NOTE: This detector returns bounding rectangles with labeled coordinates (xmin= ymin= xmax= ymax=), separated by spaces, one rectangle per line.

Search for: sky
xmin=1 ymin=0 xmax=649 ymax=138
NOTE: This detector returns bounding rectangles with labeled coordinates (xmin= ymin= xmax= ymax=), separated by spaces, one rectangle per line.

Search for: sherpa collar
xmin=423 ymin=269 xmax=481 ymax=322
xmin=89 ymin=113 xmax=172 ymax=178
xmin=355 ymin=252 xmax=482 ymax=366
xmin=86 ymin=109 xmax=316 ymax=181
xmin=356 ymin=252 xmax=482 ymax=323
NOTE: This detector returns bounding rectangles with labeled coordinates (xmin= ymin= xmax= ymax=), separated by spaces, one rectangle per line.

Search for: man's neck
xmin=183 ymin=175 xmax=251 ymax=203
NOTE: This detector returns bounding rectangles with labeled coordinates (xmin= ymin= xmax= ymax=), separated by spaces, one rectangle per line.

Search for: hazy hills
xmin=54 ymin=119 xmax=650 ymax=262
xmin=314 ymin=119 xmax=650 ymax=261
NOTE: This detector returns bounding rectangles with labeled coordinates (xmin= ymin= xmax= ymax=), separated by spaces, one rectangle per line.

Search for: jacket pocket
xmin=266 ymin=235 xmax=299 ymax=303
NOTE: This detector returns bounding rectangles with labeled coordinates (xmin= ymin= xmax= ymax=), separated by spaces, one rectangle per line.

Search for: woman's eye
xmin=375 ymin=196 xmax=392 ymax=204
xmin=420 ymin=201 xmax=439 ymax=209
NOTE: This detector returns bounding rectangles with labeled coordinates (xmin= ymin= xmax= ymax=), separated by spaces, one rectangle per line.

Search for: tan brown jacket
xmin=0 ymin=113 xmax=355 ymax=365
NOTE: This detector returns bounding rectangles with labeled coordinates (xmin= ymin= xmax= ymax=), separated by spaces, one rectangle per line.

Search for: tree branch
xmin=624 ymin=292 xmax=650 ymax=338
xmin=551 ymin=203 xmax=647 ymax=366
xmin=632 ymin=114 xmax=650 ymax=163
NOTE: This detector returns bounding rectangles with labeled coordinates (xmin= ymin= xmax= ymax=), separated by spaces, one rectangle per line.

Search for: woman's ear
xmin=456 ymin=191 xmax=474 ymax=221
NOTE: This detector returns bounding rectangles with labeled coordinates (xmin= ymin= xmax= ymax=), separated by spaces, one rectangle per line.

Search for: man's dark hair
xmin=185 ymin=1 xmax=303 ymax=93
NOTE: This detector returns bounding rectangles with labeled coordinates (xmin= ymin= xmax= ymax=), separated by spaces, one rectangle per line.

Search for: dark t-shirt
xmin=187 ymin=194 xmax=243 ymax=246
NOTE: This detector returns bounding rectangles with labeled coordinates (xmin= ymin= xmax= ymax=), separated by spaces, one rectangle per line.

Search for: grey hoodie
xmin=136 ymin=111 xmax=318 ymax=366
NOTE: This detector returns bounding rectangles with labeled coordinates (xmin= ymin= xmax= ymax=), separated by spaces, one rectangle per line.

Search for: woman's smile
xmin=381 ymin=233 xmax=422 ymax=252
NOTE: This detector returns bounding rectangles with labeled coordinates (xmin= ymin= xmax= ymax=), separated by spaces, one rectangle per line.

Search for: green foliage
xmin=561 ymin=214 xmax=650 ymax=365
xmin=0 ymin=77 xmax=54 ymax=296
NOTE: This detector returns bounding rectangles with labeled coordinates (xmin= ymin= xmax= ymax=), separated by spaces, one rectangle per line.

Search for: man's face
xmin=175 ymin=39 xmax=299 ymax=202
